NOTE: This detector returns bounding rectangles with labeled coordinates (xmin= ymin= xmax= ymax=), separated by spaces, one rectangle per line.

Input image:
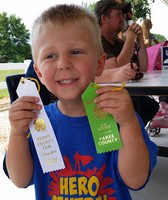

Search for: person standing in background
xmin=141 ymin=18 xmax=159 ymax=47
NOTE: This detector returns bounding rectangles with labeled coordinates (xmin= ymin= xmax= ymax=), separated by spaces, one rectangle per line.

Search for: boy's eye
xmin=46 ymin=54 xmax=56 ymax=59
xmin=71 ymin=50 xmax=82 ymax=55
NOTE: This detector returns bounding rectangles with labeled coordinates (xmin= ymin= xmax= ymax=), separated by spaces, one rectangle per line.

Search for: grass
xmin=0 ymin=69 xmax=24 ymax=99
xmin=0 ymin=69 xmax=25 ymax=82
xmin=0 ymin=89 xmax=9 ymax=99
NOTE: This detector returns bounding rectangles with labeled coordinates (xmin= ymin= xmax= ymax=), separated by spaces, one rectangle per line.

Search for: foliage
xmin=125 ymin=0 xmax=152 ymax=20
xmin=0 ymin=12 xmax=31 ymax=63
xmin=153 ymin=34 xmax=167 ymax=44
xmin=82 ymin=1 xmax=95 ymax=10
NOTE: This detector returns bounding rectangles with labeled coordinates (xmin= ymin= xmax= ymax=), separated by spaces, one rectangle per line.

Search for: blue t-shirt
xmin=4 ymin=102 xmax=158 ymax=200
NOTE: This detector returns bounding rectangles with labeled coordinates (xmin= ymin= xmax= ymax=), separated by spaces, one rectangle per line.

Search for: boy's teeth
xmin=60 ymin=79 xmax=74 ymax=84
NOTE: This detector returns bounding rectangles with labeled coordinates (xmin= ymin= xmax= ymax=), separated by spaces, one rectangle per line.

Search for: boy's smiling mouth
xmin=59 ymin=78 xmax=78 ymax=84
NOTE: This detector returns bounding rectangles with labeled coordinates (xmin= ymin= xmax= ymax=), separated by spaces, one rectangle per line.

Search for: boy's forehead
xmin=38 ymin=20 xmax=96 ymax=36
xmin=32 ymin=18 xmax=102 ymax=54
xmin=33 ymin=22 xmax=96 ymax=43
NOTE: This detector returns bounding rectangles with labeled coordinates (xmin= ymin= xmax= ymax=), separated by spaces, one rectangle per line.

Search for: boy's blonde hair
xmin=31 ymin=4 xmax=103 ymax=62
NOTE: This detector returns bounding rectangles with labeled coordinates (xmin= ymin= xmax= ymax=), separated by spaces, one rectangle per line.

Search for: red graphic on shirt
xmin=74 ymin=151 xmax=94 ymax=171
xmin=48 ymin=151 xmax=116 ymax=199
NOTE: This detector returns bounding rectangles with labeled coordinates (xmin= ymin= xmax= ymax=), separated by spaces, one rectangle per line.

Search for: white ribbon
xmin=16 ymin=77 xmax=65 ymax=173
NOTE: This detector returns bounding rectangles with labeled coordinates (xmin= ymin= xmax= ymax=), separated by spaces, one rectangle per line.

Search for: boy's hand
xmin=9 ymin=96 xmax=42 ymax=135
xmin=94 ymin=86 xmax=136 ymax=127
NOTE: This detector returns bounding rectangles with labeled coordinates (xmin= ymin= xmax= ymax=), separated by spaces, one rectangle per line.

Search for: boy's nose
xmin=57 ymin=56 xmax=72 ymax=70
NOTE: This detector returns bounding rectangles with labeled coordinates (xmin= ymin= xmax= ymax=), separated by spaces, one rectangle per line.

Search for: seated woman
xmin=141 ymin=18 xmax=159 ymax=47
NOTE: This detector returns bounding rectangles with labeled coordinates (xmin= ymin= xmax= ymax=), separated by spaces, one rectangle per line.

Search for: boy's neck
xmin=57 ymin=100 xmax=86 ymax=117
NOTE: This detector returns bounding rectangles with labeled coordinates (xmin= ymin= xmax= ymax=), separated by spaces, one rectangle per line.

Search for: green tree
xmin=153 ymin=34 xmax=167 ymax=44
xmin=0 ymin=12 xmax=31 ymax=63
xmin=125 ymin=0 xmax=153 ymax=20
xmin=82 ymin=1 xmax=95 ymax=11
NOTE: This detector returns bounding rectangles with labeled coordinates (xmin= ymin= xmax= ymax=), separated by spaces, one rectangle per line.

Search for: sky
xmin=0 ymin=0 xmax=95 ymax=31
xmin=0 ymin=0 xmax=168 ymax=38
xmin=149 ymin=0 xmax=168 ymax=38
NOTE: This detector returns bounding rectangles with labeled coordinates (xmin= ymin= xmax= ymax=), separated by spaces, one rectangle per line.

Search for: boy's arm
xmin=6 ymin=132 xmax=33 ymax=188
xmin=6 ymin=96 xmax=41 ymax=188
xmin=94 ymin=86 xmax=157 ymax=190
xmin=118 ymin=116 xmax=150 ymax=189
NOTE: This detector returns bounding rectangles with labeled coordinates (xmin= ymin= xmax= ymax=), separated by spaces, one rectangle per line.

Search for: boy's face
xmin=34 ymin=24 xmax=105 ymax=101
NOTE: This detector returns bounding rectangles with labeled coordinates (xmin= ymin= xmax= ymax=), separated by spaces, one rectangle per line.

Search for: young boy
xmin=4 ymin=4 xmax=158 ymax=200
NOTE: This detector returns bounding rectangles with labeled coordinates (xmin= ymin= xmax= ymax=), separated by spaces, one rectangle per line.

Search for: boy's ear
xmin=96 ymin=52 xmax=106 ymax=76
xmin=33 ymin=64 xmax=44 ymax=84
